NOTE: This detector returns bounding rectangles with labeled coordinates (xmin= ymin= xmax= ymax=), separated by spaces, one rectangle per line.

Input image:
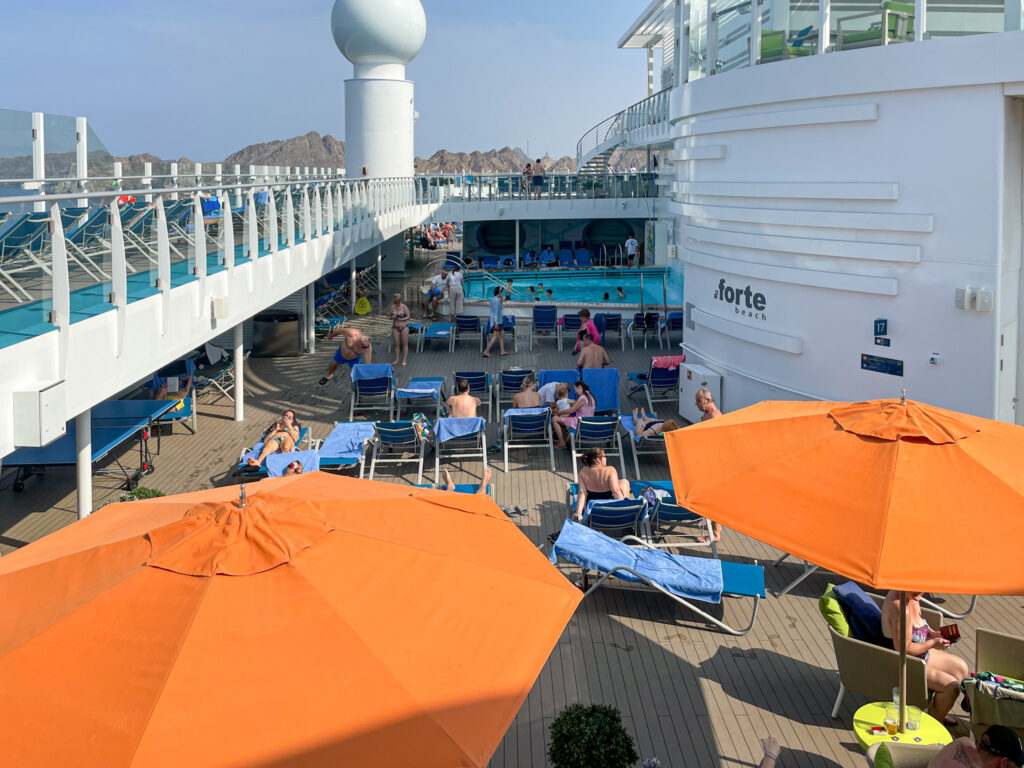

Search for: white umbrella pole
xmin=898 ymin=591 xmax=908 ymax=732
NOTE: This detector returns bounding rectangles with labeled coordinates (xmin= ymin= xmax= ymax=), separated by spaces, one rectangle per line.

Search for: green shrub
xmin=548 ymin=704 xmax=639 ymax=768
xmin=118 ymin=487 xmax=165 ymax=502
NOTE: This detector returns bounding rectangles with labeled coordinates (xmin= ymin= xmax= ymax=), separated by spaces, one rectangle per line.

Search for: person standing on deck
xmin=532 ymin=159 xmax=544 ymax=199
xmin=447 ymin=266 xmax=465 ymax=320
xmin=695 ymin=386 xmax=724 ymax=542
xmin=482 ymin=286 xmax=507 ymax=358
xmin=576 ymin=334 xmax=611 ymax=370
xmin=624 ymin=234 xmax=638 ymax=267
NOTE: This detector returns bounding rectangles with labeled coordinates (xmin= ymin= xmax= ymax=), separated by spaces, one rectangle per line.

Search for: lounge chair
xmin=837 ymin=1 xmax=914 ymax=51
xmin=368 ymin=421 xmax=426 ymax=483
xmin=502 ymin=408 xmax=555 ymax=472
xmin=236 ymin=426 xmax=311 ymax=477
xmin=557 ymin=249 xmax=574 ymax=267
xmin=575 ymin=249 xmax=594 ymax=267
xmin=627 ymin=312 xmax=663 ymax=349
xmin=550 ymin=520 xmax=765 ymax=636
xmin=529 ymin=305 xmax=558 ymax=350
xmin=264 ymin=449 xmax=320 ymax=477
xmin=349 ymin=363 xmax=395 ymax=421
xmin=151 ymin=359 xmax=198 ymax=435
xmin=965 ymin=629 xmax=1024 ymax=740
xmin=558 ymin=314 xmax=583 ymax=351
xmin=538 ymin=368 xmax=621 ymax=415
xmin=539 ymin=249 xmax=557 ymax=267
xmin=0 ymin=212 xmax=51 ymax=302
xmin=569 ymin=416 xmax=627 ymax=483
xmin=756 ymin=26 xmax=814 ymax=63
xmin=495 ymin=368 xmax=534 ymax=412
xmin=394 ymin=376 xmax=445 ymax=421
xmin=522 ymin=250 xmax=538 ymax=268
xmin=581 ymin=498 xmax=649 ymax=538
xmin=644 ymin=486 xmax=716 ymax=551
xmin=453 ymin=371 xmax=492 ymax=422
xmin=500 ymin=314 xmax=519 ymax=352
xmin=413 ymin=481 xmax=495 ymax=500
xmin=432 ymin=416 xmax=487 ymax=484
xmin=601 ymin=313 xmax=625 ymax=350
xmin=481 ymin=255 xmax=500 ymax=271
xmin=419 ymin=321 xmax=454 ymax=353
xmin=663 ymin=311 xmax=684 ymax=346
xmin=628 ymin=360 xmax=680 ymax=414
xmin=315 ymin=420 xmax=375 ymax=477
xmin=195 ymin=350 xmax=251 ymax=404
xmin=620 ymin=413 xmax=670 ymax=476
xmin=453 ymin=314 xmax=485 ymax=352
xmin=63 ymin=207 xmax=114 ymax=281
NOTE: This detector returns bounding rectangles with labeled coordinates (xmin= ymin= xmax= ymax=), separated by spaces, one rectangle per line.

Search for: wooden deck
xmin=0 ymin=296 xmax=1016 ymax=767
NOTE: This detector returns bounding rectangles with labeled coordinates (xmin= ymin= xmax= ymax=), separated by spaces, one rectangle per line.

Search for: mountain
xmin=414 ymin=146 xmax=576 ymax=174
xmin=222 ymin=131 xmax=345 ymax=170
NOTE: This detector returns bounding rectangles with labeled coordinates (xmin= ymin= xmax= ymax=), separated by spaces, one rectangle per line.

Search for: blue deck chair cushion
xmin=265 ymin=449 xmax=320 ymax=477
xmin=533 ymin=306 xmax=557 ymax=331
xmin=550 ymin=520 xmax=725 ymax=603
xmin=321 ymin=422 xmax=375 ymax=460
xmin=351 ymin=363 xmax=394 ymax=382
xmin=833 ymin=581 xmax=888 ymax=646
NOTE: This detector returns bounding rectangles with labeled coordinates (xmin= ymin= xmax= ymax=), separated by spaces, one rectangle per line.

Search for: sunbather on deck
xmin=284 ymin=459 xmax=304 ymax=475
xmin=631 ymin=408 xmax=679 ymax=437
xmin=441 ymin=466 xmax=491 ymax=495
xmin=446 ymin=379 xmax=481 ymax=418
xmin=574 ymin=448 xmax=631 ymax=521
xmin=248 ymin=410 xmax=301 ymax=467
xmin=512 ymin=376 xmax=542 ymax=408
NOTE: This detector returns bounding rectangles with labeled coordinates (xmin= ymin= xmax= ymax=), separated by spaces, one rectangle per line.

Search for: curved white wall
xmin=344 ymin=79 xmax=415 ymax=179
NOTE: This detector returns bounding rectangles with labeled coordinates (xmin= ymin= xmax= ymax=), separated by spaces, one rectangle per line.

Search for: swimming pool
xmin=464 ymin=268 xmax=681 ymax=306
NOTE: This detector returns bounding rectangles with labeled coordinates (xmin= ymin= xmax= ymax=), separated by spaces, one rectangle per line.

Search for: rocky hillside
xmin=414 ymin=146 xmax=576 ymax=174
xmin=223 ymin=131 xmax=345 ymax=170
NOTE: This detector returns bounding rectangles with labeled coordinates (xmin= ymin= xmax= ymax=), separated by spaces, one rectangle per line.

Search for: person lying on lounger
xmin=247 ymin=410 xmax=301 ymax=467
xmin=441 ymin=466 xmax=491 ymax=495
xmin=631 ymin=408 xmax=679 ymax=437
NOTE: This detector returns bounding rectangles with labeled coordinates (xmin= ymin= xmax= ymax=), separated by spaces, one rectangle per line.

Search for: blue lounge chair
xmin=151 ymin=358 xmax=198 ymax=435
xmin=529 ymin=305 xmax=558 ymax=350
xmin=620 ymin=413 xmax=670 ymax=477
xmin=628 ymin=312 xmax=663 ymax=350
xmin=481 ymin=255 xmax=500 ymax=271
xmin=500 ymin=314 xmax=519 ymax=352
xmin=539 ymin=249 xmax=557 ymax=267
xmin=349 ymin=363 xmax=395 ymax=420
xmin=0 ymin=212 xmax=51 ymax=302
xmin=579 ymin=498 xmax=649 ymax=539
xmin=574 ymin=248 xmax=594 ymax=267
xmin=648 ymin=492 xmax=715 ymax=551
xmin=502 ymin=408 xmax=555 ymax=472
xmin=453 ymin=371 xmax=492 ymax=422
xmin=549 ymin=520 xmax=765 ymax=636
xmin=265 ymin=449 xmax=320 ymax=477
xmin=394 ymin=377 xmax=445 ymax=421
xmin=538 ymin=369 xmax=620 ymax=415
xmin=557 ymin=249 xmax=574 ymax=267
xmin=317 ymin=420 xmax=376 ymax=477
xmin=522 ymin=250 xmax=538 ymax=267
xmin=663 ymin=311 xmax=684 ymax=346
xmin=558 ymin=314 xmax=583 ymax=352
xmin=412 ymin=482 xmax=494 ymax=500
xmin=569 ymin=416 xmax=627 ymax=483
xmin=419 ymin=321 xmax=453 ymax=353
xmin=453 ymin=314 xmax=484 ymax=352
xmin=628 ymin=361 xmax=681 ymax=413
xmin=602 ymin=313 xmax=625 ymax=350
xmin=64 ymin=207 xmax=113 ymax=280
xmin=59 ymin=207 xmax=88 ymax=230
xmin=432 ymin=416 xmax=487 ymax=484
xmin=495 ymin=368 xmax=534 ymax=412
xmin=237 ymin=426 xmax=311 ymax=477
xmin=500 ymin=253 xmax=517 ymax=268
xmin=368 ymin=421 xmax=426 ymax=483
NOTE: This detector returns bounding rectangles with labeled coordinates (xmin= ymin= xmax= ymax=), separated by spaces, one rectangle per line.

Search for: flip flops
xmin=318 ymin=377 xmax=329 ymax=386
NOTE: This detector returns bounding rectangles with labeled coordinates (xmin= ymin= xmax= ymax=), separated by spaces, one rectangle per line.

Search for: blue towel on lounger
xmin=549 ymin=519 xmax=724 ymax=604
xmin=351 ymin=363 xmax=394 ymax=382
xmin=435 ymin=417 xmax=485 ymax=443
xmin=503 ymin=407 xmax=549 ymax=426
xmin=320 ymin=422 xmax=375 ymax=459
xmin=265 ymin=450 xmax=320 ymax=477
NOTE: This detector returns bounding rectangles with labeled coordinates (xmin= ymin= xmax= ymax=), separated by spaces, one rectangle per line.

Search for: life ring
xmin=117 ymin=195 xmax=136 ymax=205
xmin=354 ymin=296 xmax=372 ymax=315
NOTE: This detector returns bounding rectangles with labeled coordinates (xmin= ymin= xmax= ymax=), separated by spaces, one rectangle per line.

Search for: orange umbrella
xmin=665 ymin=396 xmax=1024 ymax=731
xmin=0 ymin=473 xmax=580 ymax=767
xmin=665 ymin=397 xmax=1024 ymax=594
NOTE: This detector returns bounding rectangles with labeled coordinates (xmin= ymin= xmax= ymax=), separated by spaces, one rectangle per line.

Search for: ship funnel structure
xmin=331 ymin=0 xmax=425 ymax=179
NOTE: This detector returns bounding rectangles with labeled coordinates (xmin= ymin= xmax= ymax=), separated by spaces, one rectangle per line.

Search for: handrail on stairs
xmin=575 ymin=87 xmax=672 ymax=171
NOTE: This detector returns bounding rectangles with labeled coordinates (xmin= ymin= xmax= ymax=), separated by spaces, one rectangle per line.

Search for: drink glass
xmin=885 ymin=705 xmax=899 ymax=735
xmin=906 ymin=706 xmax=922 ymax=731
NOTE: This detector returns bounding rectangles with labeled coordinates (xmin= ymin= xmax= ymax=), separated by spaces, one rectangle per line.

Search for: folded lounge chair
xmin=550 ymin=520 xmax=765 ymax=636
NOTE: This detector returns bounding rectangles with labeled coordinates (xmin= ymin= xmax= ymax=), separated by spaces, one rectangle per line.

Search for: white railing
xmin=575 ymin=88 xmax=672 ymax=170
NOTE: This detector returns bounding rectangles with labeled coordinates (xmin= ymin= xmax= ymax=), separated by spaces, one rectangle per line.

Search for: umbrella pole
xmin=898 ymin=590 xmax=908 ymax=733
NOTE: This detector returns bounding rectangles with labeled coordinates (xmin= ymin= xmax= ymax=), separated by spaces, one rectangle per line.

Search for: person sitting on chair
xmin=248 ymin=410 xmax=301 ymax=467
xmin=574 ymin=447 xmax=632 ymax=521
xmin=576 ymin=333 xmax=611 ymax=370
xmin=441 ymin=466 xmax=492 ymax=496
xmin=446 ymin=378 xmax=481 ymax=417
xmin=512 ymin=376 xmax=542 ymax=408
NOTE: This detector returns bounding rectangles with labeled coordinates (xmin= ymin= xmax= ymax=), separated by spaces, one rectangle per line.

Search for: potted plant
xmin=548 ymin=704 xmax=639 ymax=768
xmin=117 ymin=487 xmax=165 ymax=502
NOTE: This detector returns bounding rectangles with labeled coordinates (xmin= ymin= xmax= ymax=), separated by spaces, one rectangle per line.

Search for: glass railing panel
xmin=713 ymin=0 xmax=753 ymax=73
xmin=121 ymin=202 xmax=160 ymax=302
xmin=166 ymin=197 xmax=195 ymax=287
xmin=832 ymin=0 xmax=908 ymax=51
xmin=689 ymin=0 xmax=710 ymax=79
xmin=927 ymin=0 xmax=1005 ymax=37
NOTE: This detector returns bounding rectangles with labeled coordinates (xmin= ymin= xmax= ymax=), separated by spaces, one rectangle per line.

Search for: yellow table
xmin=852 ymin=702 xmax=953 ymax=750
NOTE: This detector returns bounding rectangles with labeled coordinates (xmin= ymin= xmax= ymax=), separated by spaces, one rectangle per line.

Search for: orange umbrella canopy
xmin=666 ymin=398 xmax=1024 ymax=594
xmin=0 ymin=473 xmax=581 ymax=767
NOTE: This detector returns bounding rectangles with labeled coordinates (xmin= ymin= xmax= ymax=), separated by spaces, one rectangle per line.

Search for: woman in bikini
xmin=881 ymin=591 xmax=969 ymax=725
xmin=388 ymin=293 xmax=411 ymax=366
xmin=552 ymin=380 xmax=596 ymax=449
xmin=574 ymin=448 xmax=632 ymax=521
xmin=248 ymin=410 xmax=301 ymax=467
xmin=512 ymin=376 xmax=542 ymax=408
xmin=631 ymin=408 xmax=679 ymax=437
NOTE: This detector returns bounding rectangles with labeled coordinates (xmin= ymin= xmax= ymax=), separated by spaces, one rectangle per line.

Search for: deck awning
xmin=618 ymin=0 xmax=675 ymax=48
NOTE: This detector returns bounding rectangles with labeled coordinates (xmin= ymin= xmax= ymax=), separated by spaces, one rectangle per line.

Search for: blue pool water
xmin=464 ymin=268 xmax=681 ymax=305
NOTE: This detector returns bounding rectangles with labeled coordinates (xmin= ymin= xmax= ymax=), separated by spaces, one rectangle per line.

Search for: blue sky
xmin=3 ymin=1 xmax=648 ymax=161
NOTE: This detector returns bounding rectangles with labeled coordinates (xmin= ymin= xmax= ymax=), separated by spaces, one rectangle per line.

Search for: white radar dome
xmin=331 ymin=0 xmax=426 ymax=66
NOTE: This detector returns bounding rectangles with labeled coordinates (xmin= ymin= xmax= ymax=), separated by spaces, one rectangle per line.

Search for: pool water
xmin=464 ymin=269 xmax=681 ymax=305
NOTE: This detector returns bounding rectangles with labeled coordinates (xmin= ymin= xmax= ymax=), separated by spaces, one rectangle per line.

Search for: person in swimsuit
xmin=881 ymin=591 xmax=970 ymax=725
xmin=482 ymin=286 xmax=507 ymax=357
xmin=574 ymin=447 xmax=632 ymax=521
xmin=441 ymin=466 xmax=492 ymax=496
xmin=283 ymin=459 xmax=304 ymax=475
xmin=553 ymin=380 xmax=596 ymax=449
xmin=927 ymin=725 xmax=1024 ymax=768
xmin=319 ymin=327 xmax=372 ymax=385
xmin=532 ymin=158 xmax=544 ymax=199
xmin=512 ymin=376 xmax=542 ymax=409
xmin=388 ymin=293 xmax=411 ymax=367
xmin=631 ymin=408 xmax=678 ymax=437
xmin=248 ymin=410 xmax=301 ymax=467
xmin=576 ymin=334 xmax=611 ymax=370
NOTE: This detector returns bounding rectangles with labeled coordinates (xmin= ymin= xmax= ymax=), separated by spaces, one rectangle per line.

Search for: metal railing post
xmin=31 ymin=112 xmax=45 ymax=212
xmin=75 ymin=116 xmax=88 ymax=207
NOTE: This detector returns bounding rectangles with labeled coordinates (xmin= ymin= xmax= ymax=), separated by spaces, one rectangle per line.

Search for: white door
xmin=999 ymin=318 xmax=1018 ymax=423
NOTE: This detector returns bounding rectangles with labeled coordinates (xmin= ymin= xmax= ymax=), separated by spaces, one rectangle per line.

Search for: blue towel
xmin=583 ymin=498 xmax=648 ymax=521
xmin=254 ymin=190 xmax=270 ymax=206
xmin=549 ymin=520 xmax=724 ymax=604
xmin=425 ymin=323 xmax=452 ymax=337
xmin=503 ymin=407 xmax=549 ymax=426
xmin=538 ymin=368 xmax=620 ymax=413
xmin=396 ymin=378 xmax=444 ymax=399
xmin=351 ymin=363 xmax=394 ymax=382
xmin=265 ymin=449 xmax=320 ymax=477
xmin=435 ymin=416 xmax=485 ymax=443
xmin=320 ymin=422 xmax=375 ymax=459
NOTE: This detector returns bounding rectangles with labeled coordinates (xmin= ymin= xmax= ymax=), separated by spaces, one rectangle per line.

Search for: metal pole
xmin=233 ymin=323 xmax=245 ymax=422
xmin=640 ymin=272 xmax=645 ymax=313
xmin=32 ymin=112 xmax=45 ymax=213
xmin=351 ymin=268 xmax=358 ymax=312
xmin=377 ymin=246 xmax=383 ymax=311
xmin=663 ymin=273 xmax=668 ymax=317
xmin=515 ymin=220 xmax=520 ymax=267
xmin=307 ymin=282 xmax=316 ymax=354
xmin=76 ymin=410 xmax=92 ymax=518
xmin=898 ymin=591 xmax=908 ymax=732
xmin=75 ymin=116 xmax=88 ymax=207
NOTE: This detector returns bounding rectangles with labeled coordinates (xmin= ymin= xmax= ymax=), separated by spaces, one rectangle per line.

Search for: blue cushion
xmin=832 ymin=581 xmax=888 ymax=647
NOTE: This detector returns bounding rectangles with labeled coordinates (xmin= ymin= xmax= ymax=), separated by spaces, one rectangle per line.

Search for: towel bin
xmin=253 ymin=311 xmax=302 ymax=357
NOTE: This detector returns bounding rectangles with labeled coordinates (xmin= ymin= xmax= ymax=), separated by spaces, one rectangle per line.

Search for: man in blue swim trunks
xmin=318 ymin=327 xmax=372 ymax=385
